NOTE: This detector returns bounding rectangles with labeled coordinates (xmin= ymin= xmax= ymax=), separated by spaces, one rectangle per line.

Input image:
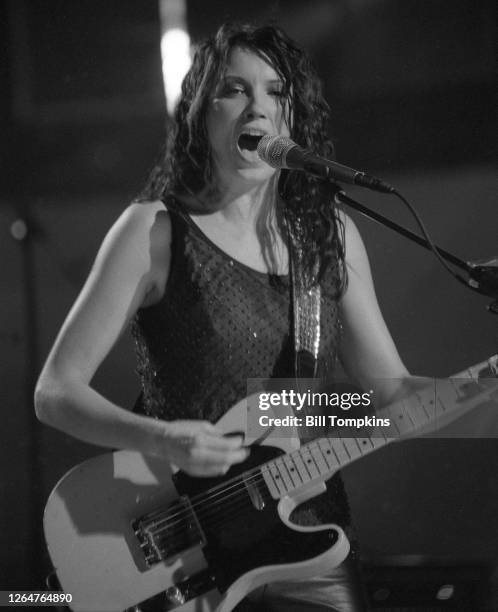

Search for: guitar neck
xmin=261 ymin=355 xmax=498 ymax=499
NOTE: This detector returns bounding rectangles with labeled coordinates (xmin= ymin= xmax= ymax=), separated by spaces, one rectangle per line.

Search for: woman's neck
xmin=182 ymin=175 xmax=279 ymax=227
xmin=176 ymin=176 xmax=288 ymax=275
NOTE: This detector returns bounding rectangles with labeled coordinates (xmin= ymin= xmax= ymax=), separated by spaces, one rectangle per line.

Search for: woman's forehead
xmin=223 ymin=47 xmax=281 ymax=81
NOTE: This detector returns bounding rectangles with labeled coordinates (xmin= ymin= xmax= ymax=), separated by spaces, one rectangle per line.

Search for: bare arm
xmin=338 ymin=213 xmax=426 ymax=407
xmin=35 ymin=201 xmax=247 ymax=475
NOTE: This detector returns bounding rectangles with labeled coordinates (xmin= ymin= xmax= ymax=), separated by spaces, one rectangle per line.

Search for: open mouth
xmin=237 ymin=133 xmax=264 ymax=152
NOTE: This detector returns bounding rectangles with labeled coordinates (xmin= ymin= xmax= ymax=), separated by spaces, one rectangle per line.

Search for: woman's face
xmin=206 ymin=47 xmax=291 ymax=190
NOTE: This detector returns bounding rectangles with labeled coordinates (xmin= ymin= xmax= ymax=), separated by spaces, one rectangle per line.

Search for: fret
xmin=264 ymin=463 xmax=286 ymax=497
xmin=291 ymin=451 xmax=312 ymax=482
xmin=258 ymin=355 xmax=498 ymax=501
xmin=279 ymin=456 xmax=302 ymax=489
xmin=381 ymin=410 xmax=404 ymax=439
xmin=389 ymin=410 xmax=404 ymax=437
xmin=401 ymin=394 xmax=429 ymax=428
xmin=275 ymin=460 xmax=292 ymax=493
xmin=355 ymin=437 xmax=374 ymax=453
xmin=295 ymin=448 xmax=320 ymax=480
xmin=309 ymin=442 xmax=330 ymax=474
xmin=329 ymin=437 xmax=352 ymax=465
xmin=436 ymin=379 xmax=460 ymax=413
xmin=342 ymin=437 xmax=364 ymax=460
xmin=318 ymin=439 xmax=340 ymax=470
xmin=385 ymin=402 xmax=415 ymax=436
xmin=417 ymin=386 xmax=438 ymax=422
xmin=272 ymin=457 xmax=293 ymax=491
xmin=368 ymin=434 xmax=387 ymax=449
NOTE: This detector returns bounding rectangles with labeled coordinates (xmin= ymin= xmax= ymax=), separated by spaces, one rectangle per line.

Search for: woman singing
xmin=36 ymin=23 xmax=422 ymax=611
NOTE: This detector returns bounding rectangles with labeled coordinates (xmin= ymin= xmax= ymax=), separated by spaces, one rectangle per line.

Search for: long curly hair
xmin=139 ymin=23 xmax=346 ymax=294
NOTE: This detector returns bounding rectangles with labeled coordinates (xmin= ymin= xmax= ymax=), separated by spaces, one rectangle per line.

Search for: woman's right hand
xmin=158 ymin=420 xmax=250 ymax=477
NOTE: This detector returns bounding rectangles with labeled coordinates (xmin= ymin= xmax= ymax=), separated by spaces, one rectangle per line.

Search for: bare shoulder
xmin=113 ymin=200 xmax=171 ymax=265
xmin=116 ymin=200 xmax=172 ymax=303
xmin=116 ymin=200 xmax=171 ymax=247
xmin=82 ymin=199 xmax=172 ymax=312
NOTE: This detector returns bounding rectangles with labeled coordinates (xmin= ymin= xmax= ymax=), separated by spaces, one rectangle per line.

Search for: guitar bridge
xmin=132 ymin=495 xmax=205 ymax=568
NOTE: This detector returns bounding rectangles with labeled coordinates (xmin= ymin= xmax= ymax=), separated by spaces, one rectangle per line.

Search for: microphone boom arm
xmin=334 ymin=190 xmax=498 ymax=313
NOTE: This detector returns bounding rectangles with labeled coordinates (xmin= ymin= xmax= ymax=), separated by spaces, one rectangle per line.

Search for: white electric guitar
xmin=44 ymin=356 xmax=498 ymax=612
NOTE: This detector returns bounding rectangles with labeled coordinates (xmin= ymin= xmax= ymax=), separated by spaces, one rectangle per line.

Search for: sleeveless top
xmin=131 ymin=200 xmax=351 ymax=527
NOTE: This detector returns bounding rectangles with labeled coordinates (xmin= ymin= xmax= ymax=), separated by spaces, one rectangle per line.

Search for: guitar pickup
xmin=132 ymin=496 xmax=206 ymax=568
xmin=243 ymin=477 xmax=266 ymax=510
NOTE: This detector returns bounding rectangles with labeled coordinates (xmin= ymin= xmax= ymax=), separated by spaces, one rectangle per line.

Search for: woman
xmin=35 ymin=23 xmax=417 ymax=611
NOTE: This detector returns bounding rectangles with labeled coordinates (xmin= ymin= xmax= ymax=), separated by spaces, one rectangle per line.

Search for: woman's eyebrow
xmin=222 ymin=75 xmax=283 ymax=85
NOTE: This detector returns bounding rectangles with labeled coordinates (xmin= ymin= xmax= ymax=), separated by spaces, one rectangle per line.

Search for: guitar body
xmin=45 ymin=355 xmax=497 ymax=612
xmin=44 ymin=398 xmax=349 ymax=612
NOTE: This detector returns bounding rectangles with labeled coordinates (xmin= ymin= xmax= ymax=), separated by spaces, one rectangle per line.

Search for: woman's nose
xmin=244 ymin=93 xmax=268 ymax=120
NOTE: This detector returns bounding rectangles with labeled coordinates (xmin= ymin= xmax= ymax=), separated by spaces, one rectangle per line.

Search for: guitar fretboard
xmin=261 ymin=355 xmax=498 ymax=499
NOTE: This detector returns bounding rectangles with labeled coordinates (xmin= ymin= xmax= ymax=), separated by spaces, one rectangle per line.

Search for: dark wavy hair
xmin=139 ymin=23 xmax=346 ymax=294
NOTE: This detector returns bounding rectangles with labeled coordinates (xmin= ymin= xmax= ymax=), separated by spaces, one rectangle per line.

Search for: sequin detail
xmin=131 ymin=202 xmax=349 ymax=527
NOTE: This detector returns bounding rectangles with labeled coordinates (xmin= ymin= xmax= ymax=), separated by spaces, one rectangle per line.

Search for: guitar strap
xmin=287 ymin=216 xmax=321 ymax=379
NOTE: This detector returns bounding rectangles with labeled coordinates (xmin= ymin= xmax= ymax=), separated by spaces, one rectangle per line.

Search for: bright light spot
xmin=436 ymin=584 xmax=455 ymax=600
xmin=10 ymin=219 xmax=28 ymax=241
xmin=161 ymin=28 xmax=191 ymax=116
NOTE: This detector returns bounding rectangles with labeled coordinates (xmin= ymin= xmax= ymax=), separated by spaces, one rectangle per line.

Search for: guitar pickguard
xmin=172 ymin=445 xmax=340 ymax=592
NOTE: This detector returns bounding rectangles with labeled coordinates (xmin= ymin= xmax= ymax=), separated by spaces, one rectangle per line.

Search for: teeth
xmin=240 ymin=130 xmax=266 ymax=136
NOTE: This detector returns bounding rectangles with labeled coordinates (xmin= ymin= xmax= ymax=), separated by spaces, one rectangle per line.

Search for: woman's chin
xmin=235 ymin=163 xmax=276 ymax=184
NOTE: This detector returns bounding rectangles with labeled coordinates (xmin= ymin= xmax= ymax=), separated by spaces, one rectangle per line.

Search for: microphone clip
xmin=467 ymin=257 xmax=498 ymax=310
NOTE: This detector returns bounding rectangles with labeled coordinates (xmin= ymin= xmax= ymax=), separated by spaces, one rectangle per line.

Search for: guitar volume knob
xmin=164 ymin=586 xmax=186 ymax=605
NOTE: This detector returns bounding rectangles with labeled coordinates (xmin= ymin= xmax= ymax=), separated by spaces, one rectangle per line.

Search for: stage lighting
xmin=159 ymin=0 xmax=191 ymax=116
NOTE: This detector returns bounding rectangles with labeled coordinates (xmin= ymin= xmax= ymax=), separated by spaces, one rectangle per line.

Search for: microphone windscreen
xmin=256 ymin=135 xmax=296 ymax=168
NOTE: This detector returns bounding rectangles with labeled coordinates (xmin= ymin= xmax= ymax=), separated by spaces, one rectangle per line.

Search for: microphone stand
xmin=334 ymin=190 xmax=498 ymax=314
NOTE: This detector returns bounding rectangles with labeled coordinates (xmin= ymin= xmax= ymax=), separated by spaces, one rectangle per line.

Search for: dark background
xmin=1 ymin=0 xmax=496 ymax=608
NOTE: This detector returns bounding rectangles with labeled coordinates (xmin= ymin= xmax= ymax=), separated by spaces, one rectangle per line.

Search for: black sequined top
xmin=131 ymin=201 xmax=351 ymax=527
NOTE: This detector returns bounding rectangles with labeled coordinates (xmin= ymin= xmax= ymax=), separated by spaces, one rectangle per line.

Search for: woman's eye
xmin=269 ymin=90 xmax=285 ymax=98
xmin=224 ymin=86 xmax=245 ymax=96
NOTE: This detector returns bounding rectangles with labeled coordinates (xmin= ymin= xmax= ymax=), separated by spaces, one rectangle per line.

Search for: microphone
xmin=257 ymin=135 xmax=394 ymax=193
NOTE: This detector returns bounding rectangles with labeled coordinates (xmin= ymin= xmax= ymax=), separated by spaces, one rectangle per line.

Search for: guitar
xmin=44 ymin=356 xmax=498 ymax=612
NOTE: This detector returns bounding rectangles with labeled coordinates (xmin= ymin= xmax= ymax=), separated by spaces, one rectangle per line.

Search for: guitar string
xmin=150 ymin=479 xmax=298 ymax=550
xmin=143 ymin=470 xmax=292 ymax=536
xmin=141 ymin=439 xmax=363 ymax=539
xmin=148 ymin=395 xmax=443 ymax=530
xmin=137 ymin=460 xmax=291 ymax=527
xmin=141 ymin=481 xmax=271 ymax=555
xmin=146 ymin=440 xmax=320 ymax=520
xmin=138 ymin=375 xmax=493 ymax=552
xmin=144 ymin=461 xmax=343 ymax=552
xmin=145 ymin=500 xmax=275 ymax=560
xmin=156 ymin=375 xmax=496 ymax=540
xmin=143 ymin=426 xmax=408 ymax=542
xmin=144 ymin=433 xmax=435 ymax=552
xmin=145 ymin=436 xmax=345 ymax=524
xmin=142 ymin=374 xmax=485 ymax=529
xmin=143 ymin=423 xmax=471 ymax=551
xmin=147 ymin=457 xmax=350 ymax=541
xmin=145 ymin=432 xmax=396 ymax=538
xmin=154 ymin=492 xmax=274 ymax=548
xmin=138 ymin=449 xmax=331 ymax=541
xmin=143 ymin=383 xmax=466 ymax=534
xmin=147 ymin=476 xmax=263 ymax=533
